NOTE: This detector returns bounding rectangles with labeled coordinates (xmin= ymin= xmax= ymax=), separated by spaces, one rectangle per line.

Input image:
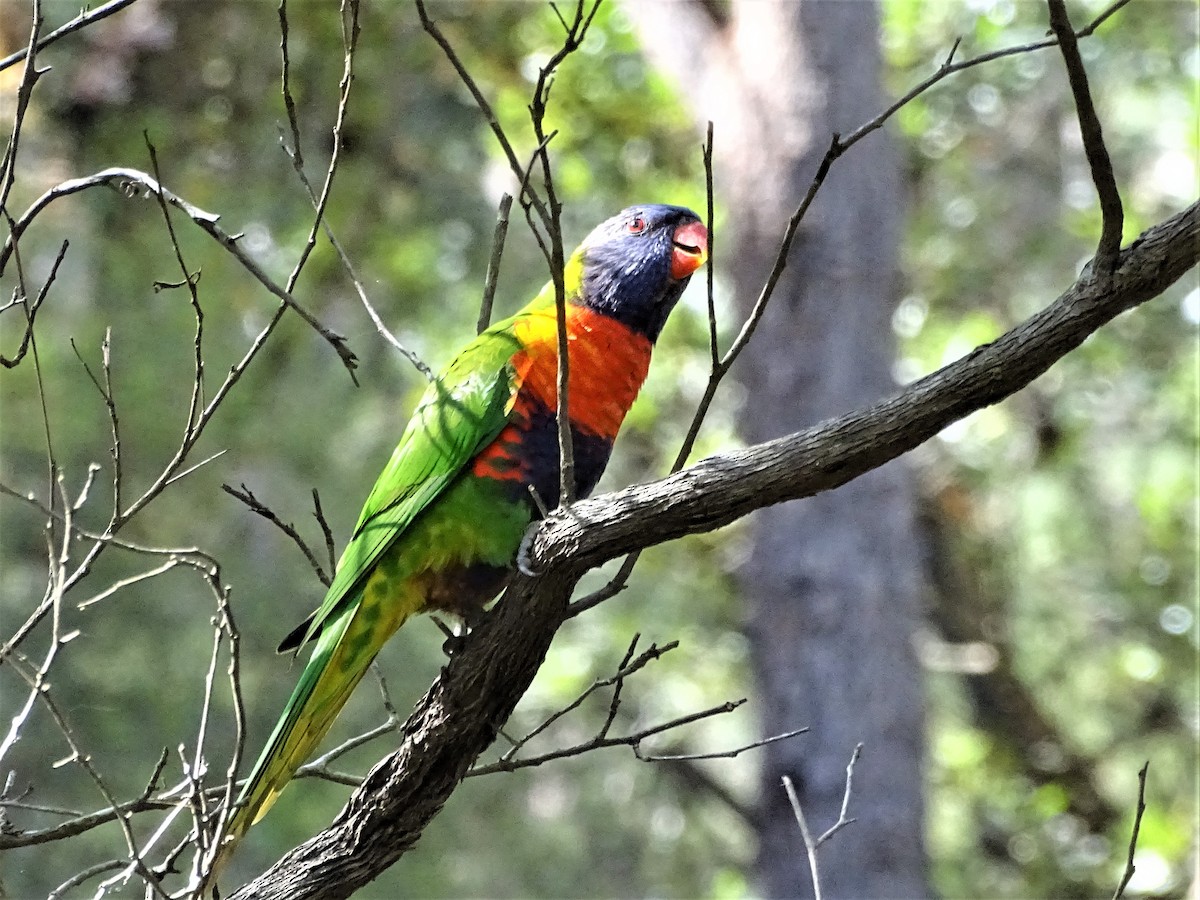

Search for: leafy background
xmin=0 ymin=0 xmax=1195 ymax=897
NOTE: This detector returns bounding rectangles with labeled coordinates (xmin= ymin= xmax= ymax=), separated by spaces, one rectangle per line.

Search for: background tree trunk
xmin=631 ymin=2 xmax=930 ymax=895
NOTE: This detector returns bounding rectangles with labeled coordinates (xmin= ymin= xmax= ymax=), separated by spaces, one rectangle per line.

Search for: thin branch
xmin=311 ymin=489 xmax=338 ymax=576
xmin=277 ymin=0 xmax=304 ymax=173
xmin=783 ymin=775 xmax=823 ymax=900
xmin=0 ymin=0 xmax=140 ymax=72
xmin=145 ymin=137 xmax=207 ymax=438
xmin=414 ymin=0 xmax=552 ymax=231
xmin=71 ymin=328 xmax=123 ymax=514
xmin=0 ymin=168 xmax=357 ymax=374
xmin=817 ymin=742 xmax=862 ymax=845
xmin=523 ymin=0 xmax=604 ymax=508
xmin=0 ymin=238 xmax=66 ymax=369
xmin=836 ymin=0 xmax=1134 ymax=153
xmin=294 ymin=721 xmax=397 ymax=786
xmin=636 ymin=727 xmax=808 ymax=763
xmin=1112 ymin=761 xmax=1150 ymax=900
xmin=469 ymin=699 xmax=745 ymax=777
xmin=277 ymin=0 xmax=432 ymax=380
xmin=76 ymin=559 xmax=180 ymax=610
xmin=161 ymin=449 xmax=229 ymax=488
xmin=782 ymin=742 xmax=863 ymax=900
xmin=1046 ymin=0 xmax=1124 ymax=277
xmin=478 ymin=193 xmax=513 ymax=333
xmin=0 ymin=0 xmax=46 ymax=213
xmin=702 ymin=121 xmax=718 ymax=368
xmin=222 ymin=483 xmax=333 ymax=587
xmin=475 ymin=635 xmax=677 ymax=771
xmin=4 ymin=653 xmax=169 ymax=897
xmin=48 ymin=858 xmax=127 ymax=900
xmin=0 ymin=160 xmax=359 ymax=652
xmin=199 ymin=585 xmax=248 ymax=882
xmin=281 ymin=0 xmax=359 ymax=288
xmin=0 ymin=480 xmax=223 ymax=663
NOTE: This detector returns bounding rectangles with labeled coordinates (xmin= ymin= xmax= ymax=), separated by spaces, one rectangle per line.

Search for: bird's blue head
xmin=575 ymin=204 xmax=708 ymax=341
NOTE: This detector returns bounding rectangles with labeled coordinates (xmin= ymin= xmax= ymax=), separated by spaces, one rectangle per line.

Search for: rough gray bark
xmin=631 ymin=1 xmax=927 ymax=895
xmin=229 ymin=197 xmax=1199 ymax=899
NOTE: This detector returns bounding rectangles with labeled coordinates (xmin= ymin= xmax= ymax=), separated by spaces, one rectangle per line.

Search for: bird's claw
xmin=516 ymin=521 xmax=543 ymax=576
xmin=441 ymin=632 xmax=468 ymax=657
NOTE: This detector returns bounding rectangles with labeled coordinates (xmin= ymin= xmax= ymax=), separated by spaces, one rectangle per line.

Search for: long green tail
xmin=217 ymin=579 xmax=419 ymax=865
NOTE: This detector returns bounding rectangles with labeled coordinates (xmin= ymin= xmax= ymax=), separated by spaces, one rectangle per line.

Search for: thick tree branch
xmin=229 ymin=201 xmax=1198 ymax=899
xmin=523 ymin=201 xmax=1197 ymax=570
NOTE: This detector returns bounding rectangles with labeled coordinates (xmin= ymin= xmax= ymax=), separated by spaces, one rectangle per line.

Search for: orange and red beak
xmin=669 ymin=220 xmax=709 ymax=280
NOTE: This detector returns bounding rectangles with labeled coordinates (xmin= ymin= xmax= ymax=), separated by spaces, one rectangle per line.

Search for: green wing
xmin=288 ymin=327 xmax=525 ymax=651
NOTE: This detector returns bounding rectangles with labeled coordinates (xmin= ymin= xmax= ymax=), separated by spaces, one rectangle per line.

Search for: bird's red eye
xmin=627 ymin=216 xmax=646 ymax=234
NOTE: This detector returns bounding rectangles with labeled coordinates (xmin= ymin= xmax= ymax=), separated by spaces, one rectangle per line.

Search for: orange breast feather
xmin=511 ymin=305 xmax=652 ymax=439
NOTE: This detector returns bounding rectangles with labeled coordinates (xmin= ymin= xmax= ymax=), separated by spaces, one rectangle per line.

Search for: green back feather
xmin=295 ymin=328 xmax=525 ymax=650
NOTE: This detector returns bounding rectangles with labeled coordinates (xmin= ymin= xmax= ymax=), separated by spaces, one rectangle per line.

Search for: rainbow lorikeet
xmin=221 ymin=204 xmax=708 ymax=857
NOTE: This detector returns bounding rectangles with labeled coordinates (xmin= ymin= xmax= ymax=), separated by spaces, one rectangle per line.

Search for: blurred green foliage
xmin=885 ymin=0 xmax=1197 ymax=896
xmin=0 ymin=0 xmax=1194 ymax=897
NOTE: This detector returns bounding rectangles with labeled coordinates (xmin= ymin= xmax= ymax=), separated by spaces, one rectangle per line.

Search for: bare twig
xmin=0 ymin=782 xmax=223 ymax=850
xmin=0 ymin=0 xmax=141 ymax=72
xmin=414 ymin=0 xmax=552 ymax=230
xmin=277 ymin=0 xmax=304 ymax=173
xmin=469 ymin=635 xmax=794 ymax=779
xmin=782 ymin=776 xmax=822 ymax=900
xmin=782 ymin=743 xmax=863 ymax=900
xmin=47 ymin=858 xmax=127 ymax=899
xmin=4 ymin=651 xmax=169 ymax=897
xmin=1112 ymin=761 xmax=1149 ymax=900
xmin=145 ymin=137 xmax=207 ymax=436
xmin=312 ymin=488 xmax=338 ymax=576
xmin=0 ymin=160 xmax=359 ymax=657
xmin=0 ymin=170 xmax=355 ymax=371
xmin=278 ymin=0 xmax=432 ymax=380
xmin=636 ymin=728 xmax=808 ymax=763
xmin=478 ymin=193 xmax=513 ymax=333
xmin=523 ymin=0 xmax=603 ymax=508
xmin=702 ymin=120 xmax=718 ymax=367
xmin=0 ymin=239 xmax=66 ymax=369
xmin=1046 ymin=0 xmax=1124 ymax=277
xmin=482 ymin=634 xmax=676 ymax=767
xmin=837 ymin=0 xmax=1134 ymax=153
xmin=76 ymin=560 xmax=180 ymax=610
xmin=0 ymin=0 xmax=46 ymax=213
xmin=469 ymin=634 xmax=777 ymax=783
xmin=470 ymin=699 xmax=745 ymax=777
xmin=223 ymin=483 xmax=333 ymax=587
xmin=818 ymin=743 xmax=862 ymax=845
